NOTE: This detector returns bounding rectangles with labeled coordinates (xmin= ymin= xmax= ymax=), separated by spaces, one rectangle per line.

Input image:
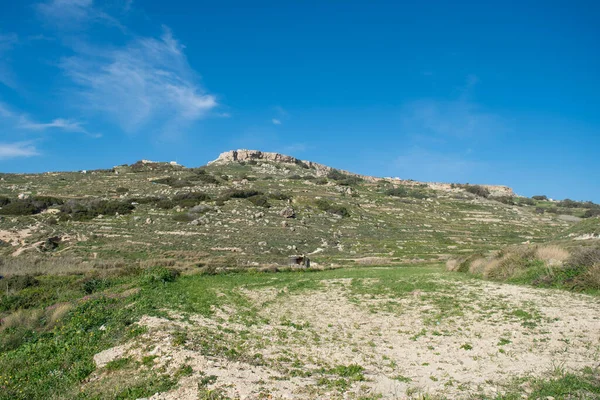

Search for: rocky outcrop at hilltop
xmin=210 ymin=150 xmax=302 ymax=165
xmin=209 ymin=149 xmax=368 ymax=178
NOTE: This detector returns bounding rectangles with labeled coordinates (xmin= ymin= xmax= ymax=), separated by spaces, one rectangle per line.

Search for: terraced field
xmin=0 ymin=155 xmax=577 ymax=273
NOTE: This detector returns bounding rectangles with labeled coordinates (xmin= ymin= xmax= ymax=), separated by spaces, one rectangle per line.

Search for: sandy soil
xmin=93 ymin=277 xmax=600 ymax=399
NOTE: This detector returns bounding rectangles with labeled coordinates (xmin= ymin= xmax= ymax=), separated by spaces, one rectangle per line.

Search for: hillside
xmin=2 ymin=149 xmax=596 ymax=275
xmin=1 ymin=150 xmax=600 ymax=399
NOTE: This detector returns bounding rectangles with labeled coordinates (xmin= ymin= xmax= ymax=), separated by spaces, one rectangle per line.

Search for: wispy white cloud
xmin=271 ymin=106 xmax=289 ymax=126
xmin=35 ymin=0 xmax=123 ymax=31
xmin=0 ymin=142 xmax=40 ymax=159
xmin=0 ymin=102 xmax=96 ymax=136
xmin=18 ymin=118 xmax=90 ymax=133
xmin=60 ymin=26 xmax=217 ymax=134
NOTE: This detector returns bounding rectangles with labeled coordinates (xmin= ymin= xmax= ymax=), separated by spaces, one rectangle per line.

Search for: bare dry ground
xmin=91 ymin=268 xmax=600 ymax=399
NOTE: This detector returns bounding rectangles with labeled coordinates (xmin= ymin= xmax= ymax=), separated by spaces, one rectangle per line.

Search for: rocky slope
xmin=0 ymin=149 xmax=596 ymax=275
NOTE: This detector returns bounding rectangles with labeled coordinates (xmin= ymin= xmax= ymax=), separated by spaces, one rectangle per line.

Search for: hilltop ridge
xmin=210 ymin=149 xmax=515 ymax=196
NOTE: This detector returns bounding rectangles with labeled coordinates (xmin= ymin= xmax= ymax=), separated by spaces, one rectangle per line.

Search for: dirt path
xmin=94 ymin=275 xmax=600 ymax=399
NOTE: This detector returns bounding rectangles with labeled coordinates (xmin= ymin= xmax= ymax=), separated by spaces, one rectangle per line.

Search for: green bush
xmin=172 ymin=213 xmax=196 ymax=222
xmin=385 ymin=187 xmax=409 ymax=197
xmin=152 ymin=177 xmax=192 ymax=188
xmin=247 ymin=195 xmax=271 ymax=208
xmin=188 ymin=174 xmax=220 ymax=185
xmin=532 ymin=195 xmax=548 ymax=201
xmin=464 ymin=185 xmax=490 ymax=198
xmin=221 ymin=189 xmax=263 ymax=200
xmin=519 ymin=197 xmax=536 ymax=206
xmin=31 ymin=196 xmax=64 ymax=208
xmin=81 ymin=277 xmax=110 ymax=294
xmin=583 ymin=209 xmax=600 ymax=218
xmin=3 ymin=275 xmax=40 ymax=291
xmin=556 ymin=199 xmax=600 ymax=209
xmin=314 ymin=199 xmax=350 ymax=217
xmin=59 ymin=199 xmax=135 ymax=221
xmin=0 ymin=196 xmax=65 ymax=218
xmin=172 ymin=192 xmax=211 ymax=207
xmin=0 ymin=200 xmax=41 ymax=215
xmin=0 ymin=196 xmax=10 ymax=206
xmin=131 ymin=196 xmax=162 ymax=204
xmin=315 ymin=178 xmax=328 ymax=185
xmin=327 ymin=169 xmax=363 ymax=186
xmin=141 ymin=266 xmax=179 ymax=285
xmin=269 ymin=192 xmax=292 ymax=201
xmin=115 ymin=187 xmax=129 ymax=194
xmin=294 ymin=159 xmax=310 ymax=169
xmin=385 ymin=187 xmax=429 ymax=199
xmin=491 ymin=196 xmax=515 ymax=205
xmin=155 ymin=199 xmax=175 ymax=209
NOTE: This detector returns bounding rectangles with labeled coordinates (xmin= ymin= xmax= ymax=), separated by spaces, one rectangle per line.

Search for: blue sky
xmin=0 ymin=1 xmax=598 ymax=201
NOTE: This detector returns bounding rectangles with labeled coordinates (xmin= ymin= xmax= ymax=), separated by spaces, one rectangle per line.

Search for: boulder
xmin=279 ymin=207 xmax=296 ymax=218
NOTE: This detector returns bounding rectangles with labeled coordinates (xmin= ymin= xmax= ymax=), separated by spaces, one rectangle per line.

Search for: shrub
xmin=221 ymin=189 xmax=263 ymax=200
xmin=491 ymin=196 xmax=515 ymax=205
xmin=464 ymin=185 xmax=490 ymax=198
xmin=131 ymin=196 xmax=162 ymax=204
xmin=385 ymin=187 xmax=409 ymax=197
xmin=567 ymin=246 xmax=600 ymax=268
xmin=115 ymin=187 xmax=129 ymax=194
xmin=59 ymin=199 xmax=134 ymax=220
xmin=0 ymin=200 xmax=41 ymax=215
xmin=0 ymin=196 xmax=10 ymax=206
xmin=314 ymin=178 xmax=328 ymax=185
xmin=288 ymin=175 xmax=303 ymax=180
xmin=518 ymin=197 xmax=535 ymax=206
xmin=556 ymin=199 xmax=600 ymax=209
xmin=89 ymin=200 xmax=134 ymax=216
xmin=188 ymin=174 xmax=220 ymax=185
xmin=172 ymin=213 xmax=196 ymax=222
xmin=532 ymin=195 xmax=548 ymax=201
xmin=314 ymin=199 xmax=350 ymax=217
xmin=385 ymin=187 xmax=429 ymax=199
xmin=294 ymin=159 xmax=310 ymax=169
xmin=583 ymin=209 xmax=600 ymax=218
xmin=269 ymin=192 xmax=292 ymax=201
xmin=3 ymin=275 xmax=40 ymax=291
xmin=247 ymin=195 xmax=271 ymax=208
xmin=327 ymin=170 xmax=363 ymax=186
xmin=155 ymin=199 xmax=175 ymax=209
xmin=81 ymin=277 xmax=110 ymax=294
xmin=31 ymin=196 xmax=64 ymax=208
xmin=327 ymin=170 xmax=346 ymax=181
xmin=172 ymin=192 xmax=211 ymax=207
xmin=141 ymin=266 xmax=179 ymax=285
xmin=152 ymin=177 xmax=192 ymax=188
